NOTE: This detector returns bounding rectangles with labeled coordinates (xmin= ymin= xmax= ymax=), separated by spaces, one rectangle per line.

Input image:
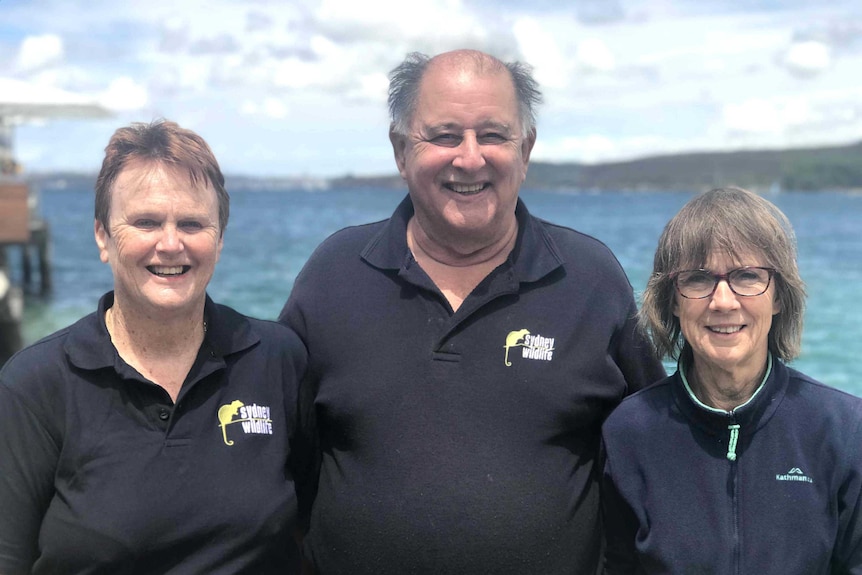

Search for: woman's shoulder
xmin=0 ymin=315 xmax=90 ymax=394
xmin=783 ymin=364 xmax=862 ymax=422
xmin=210 ymin=302 xmax=306 ymax=359
xmin=0 ymin=320 xmax=88 ymax=431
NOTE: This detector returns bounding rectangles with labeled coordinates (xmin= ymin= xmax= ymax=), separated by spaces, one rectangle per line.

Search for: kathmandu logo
xmin=504 ymin=328 xmax=555 ymax=366
xmin=217 ymin=400 xmax=273 ymax=446
xmin=775 ymin=467 xmax=813 ymax=484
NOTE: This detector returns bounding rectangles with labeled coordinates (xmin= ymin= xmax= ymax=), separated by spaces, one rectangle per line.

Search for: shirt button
xmin=158 ymin=408 xmax=170 ymax=421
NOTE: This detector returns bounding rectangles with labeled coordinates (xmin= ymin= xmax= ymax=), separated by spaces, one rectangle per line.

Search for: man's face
xmin=391 ymin=61 xmax=535 ymax=251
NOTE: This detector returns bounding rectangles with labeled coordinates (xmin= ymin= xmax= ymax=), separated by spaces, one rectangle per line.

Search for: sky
xmin=2 ymin=0 xmax=862 ymax=178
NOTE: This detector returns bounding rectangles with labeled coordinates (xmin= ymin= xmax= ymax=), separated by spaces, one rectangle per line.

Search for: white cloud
xmin=262 ymin=98 xmax=288 ymax=119
xmin=100 ymin=77 xmax=149 ymax=111
xmin=722 ymin=97 xmax=813 ymax=135
xmin=5 ymin=0 xmax=862 ymax=176
xmin=534 ymin=133 xmax=677 ymax=164
xmin=536 ymin=134 xmax=616 ymax=163
xmin=239 ymin=100 xmax=257 ymax=116
xmin=270 ymin=55 xmax=333 ymax=91
xmin=348 ymin=72 xmax=390 ymax=103
xmin=513 ymin=17 xmax=571 ymax=89
xmin=239 ymin=97 xmax=289 ymax=119
xmin=171 ymin=60 xmax=211 ymax=93
xmin=17 ymin=34 xmax=64 ymax=72
xmin=783 ymin=41 xmax=831 ymax=76
xmin=315 ymin=0 xmax=465 ymax=40
xmin=576 ymin=38 xmax=616 ymax=72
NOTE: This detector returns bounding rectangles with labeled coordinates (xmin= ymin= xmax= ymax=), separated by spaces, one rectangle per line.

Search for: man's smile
xmin=444 ymin=182 xmax=490 ymax=195
xmin=147 ymin=265 xmax=190 ymax=277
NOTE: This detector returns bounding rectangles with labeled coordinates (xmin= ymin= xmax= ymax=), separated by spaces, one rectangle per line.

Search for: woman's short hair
xmin=95 ymin=119 xmax=229 ymax=235
xmin=639 ymin=186 xmax=806 ymax=363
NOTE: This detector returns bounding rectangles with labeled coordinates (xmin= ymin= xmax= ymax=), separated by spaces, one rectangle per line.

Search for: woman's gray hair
xmin=388 ymin=51 xmax=542 ymax=138
xmin=639 ymin=186 xmax=806 ymax=363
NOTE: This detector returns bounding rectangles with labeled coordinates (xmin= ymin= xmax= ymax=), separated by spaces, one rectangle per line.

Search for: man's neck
xmin=407 ymin=213 xmax=518 ymax=267
xmin=407 ymin=216 xmax=518 ymax=312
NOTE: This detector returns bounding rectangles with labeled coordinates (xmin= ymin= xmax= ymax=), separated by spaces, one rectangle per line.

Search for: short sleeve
xmin=0 ymin=380 xmax=60 ymax=574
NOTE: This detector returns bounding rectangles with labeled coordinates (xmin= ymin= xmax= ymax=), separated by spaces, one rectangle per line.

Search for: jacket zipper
xmin=727 ymin=416 xmax=741 ymax=575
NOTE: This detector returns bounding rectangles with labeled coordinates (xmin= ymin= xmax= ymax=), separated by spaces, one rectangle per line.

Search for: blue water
xmin=14 ymin=186 xmax=862 ymax=394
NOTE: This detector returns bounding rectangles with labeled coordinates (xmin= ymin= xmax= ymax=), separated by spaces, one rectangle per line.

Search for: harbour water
xmin=11 ymin=185 xmax=862 ymax=395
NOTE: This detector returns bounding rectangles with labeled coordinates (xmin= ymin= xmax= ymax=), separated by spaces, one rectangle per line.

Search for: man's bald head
xmin=388 ymin=49 xmax=542 ymax=138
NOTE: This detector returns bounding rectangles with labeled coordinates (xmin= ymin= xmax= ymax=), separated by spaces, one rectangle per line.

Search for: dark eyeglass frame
xmin=672 ymin=266 xmax=777 ymax=299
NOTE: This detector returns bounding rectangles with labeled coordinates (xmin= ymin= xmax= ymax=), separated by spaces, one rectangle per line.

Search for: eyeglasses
xmin=672 ymin=266 xmax=777 ymax=299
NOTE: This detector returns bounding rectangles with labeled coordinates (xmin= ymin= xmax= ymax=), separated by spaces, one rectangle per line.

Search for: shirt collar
xmin=65 ymin=291 xmax=259 ymax=372
xmin=360 ymin=194 xmax=563 ymax=284
xmin=672 ymin=353 xmax=788 ymax=435
xmin=680 ymin=353 xmax=773 ymax=415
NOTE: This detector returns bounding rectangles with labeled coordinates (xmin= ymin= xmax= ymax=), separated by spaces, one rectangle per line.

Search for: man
xmin=280 ymin=49 xmax=665 ymax=574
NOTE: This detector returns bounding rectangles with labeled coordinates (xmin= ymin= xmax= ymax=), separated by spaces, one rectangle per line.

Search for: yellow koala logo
xmin=504 ymin=329 xmax=531 ymax=366
xmin=218 ymin=400 xmax=244 ymax=446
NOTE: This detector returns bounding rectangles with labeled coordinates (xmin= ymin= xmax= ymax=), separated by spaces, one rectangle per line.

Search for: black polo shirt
xmin=0 ymin=292 xmax=310 ymax=575
xmin=281 ymin=196 xmax=665 ymax=574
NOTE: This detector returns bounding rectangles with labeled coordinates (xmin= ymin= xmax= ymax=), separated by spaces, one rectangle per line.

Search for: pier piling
xmin=0 ymin=181 xmax=53 ymax=365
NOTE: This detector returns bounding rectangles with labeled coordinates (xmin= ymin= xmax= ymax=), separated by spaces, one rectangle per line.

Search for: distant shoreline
xmin=21 ymin=138 xmax=862 ymax=193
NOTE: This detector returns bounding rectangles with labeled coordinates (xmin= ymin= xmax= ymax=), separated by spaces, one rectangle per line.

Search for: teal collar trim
xmin=680 ymin=353 xmax=773 ymax=416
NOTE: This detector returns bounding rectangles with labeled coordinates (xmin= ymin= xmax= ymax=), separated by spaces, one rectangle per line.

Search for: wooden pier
xmin=1 ymin=76 xmax=109 ymax=365
xmin=1 ymin=180 xmax=52 ymax=364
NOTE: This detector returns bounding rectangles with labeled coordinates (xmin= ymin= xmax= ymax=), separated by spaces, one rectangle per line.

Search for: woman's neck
xmin=107 ymin=303 xmax=205 ymax=352
xmin=687 ymin=357 xmax=768 ymax=412
xmin=105 ymin=302 xmax=207 ymax=402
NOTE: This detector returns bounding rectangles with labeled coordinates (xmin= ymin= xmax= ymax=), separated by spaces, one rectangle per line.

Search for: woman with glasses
xmin=601 ymin=186 xmax=862 ymax=574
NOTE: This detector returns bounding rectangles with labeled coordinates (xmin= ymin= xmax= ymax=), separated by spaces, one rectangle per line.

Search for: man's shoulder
xmin=317 ymin=219 xmax=388 ymax=251
xmin=240 ymin=313 xmax=306 ymax=353
xmin=298 ymin=219 xmax=389 ymax=271
xmin=535 ymin=216 xmax=617 ymax=257
xmin=284 ymin=217 xmax=394 ymax=319
xmin=527 ymin=214 xmax=628 ymax=282
xmin=603 ymin=376 xmax=675 ymax=434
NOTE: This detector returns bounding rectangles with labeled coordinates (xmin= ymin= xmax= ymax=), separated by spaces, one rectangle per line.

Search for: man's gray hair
xmin=388 ymin=51 xmax=542 ymax=138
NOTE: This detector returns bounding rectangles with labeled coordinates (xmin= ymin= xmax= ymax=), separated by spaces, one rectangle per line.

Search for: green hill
xmin=326 ymin=140 xmax=862 ymax=192
xmin=24 ymin=140 xmax=862 ymax=192
xmin=523 ymin=140 xmax=862 ymax=192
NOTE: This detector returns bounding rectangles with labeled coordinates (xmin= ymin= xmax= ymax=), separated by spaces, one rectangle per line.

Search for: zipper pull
xmin=726 ymin=424 xmax=741 ymax=461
